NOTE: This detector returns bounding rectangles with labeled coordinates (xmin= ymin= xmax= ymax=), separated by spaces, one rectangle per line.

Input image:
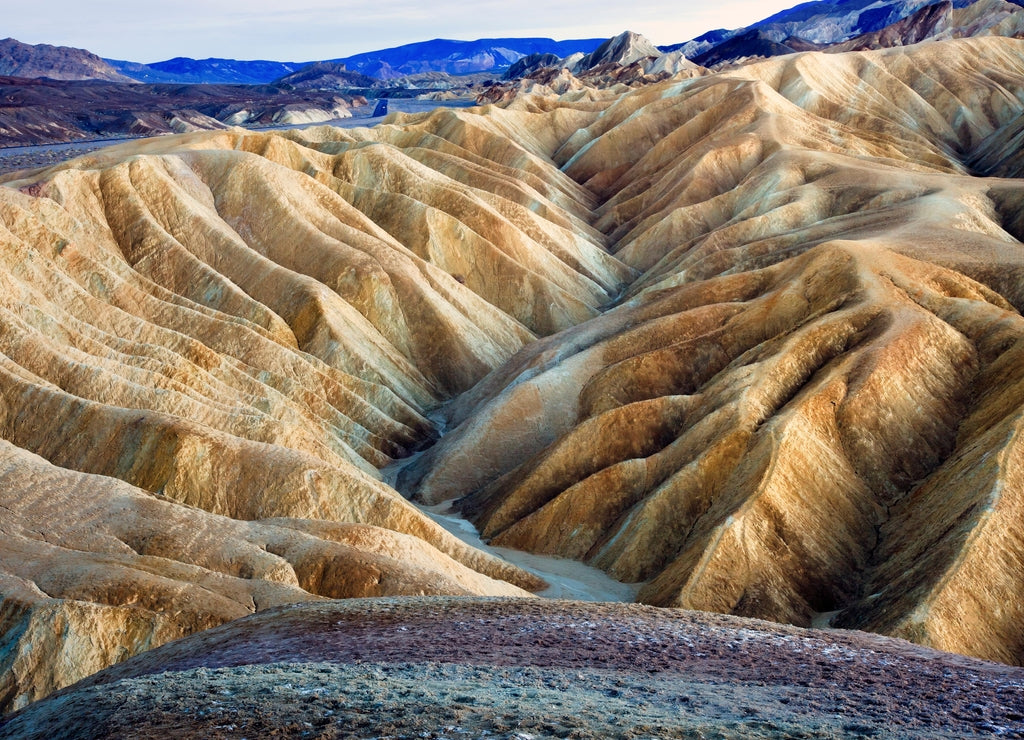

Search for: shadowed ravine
xmin=3 ymin=36 xmax=1024 ymax=716
xmin=383 ymin=414 xmax=641 ymax=602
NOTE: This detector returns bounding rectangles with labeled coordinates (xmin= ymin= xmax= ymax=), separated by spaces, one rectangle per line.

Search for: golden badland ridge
xmin=2 ymin=35 xmax=1024 ymax=711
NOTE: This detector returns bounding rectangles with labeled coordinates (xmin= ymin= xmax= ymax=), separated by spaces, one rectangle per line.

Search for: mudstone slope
xmin=0 ymin=33 xmax=1023 ymax=717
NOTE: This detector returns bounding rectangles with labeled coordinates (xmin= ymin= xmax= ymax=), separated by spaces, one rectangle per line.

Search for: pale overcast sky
xmin=2 ymin=0 xmax=801 ymax=62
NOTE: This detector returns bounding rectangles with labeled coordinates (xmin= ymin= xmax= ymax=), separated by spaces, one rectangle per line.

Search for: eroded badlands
xmin=2 ymin=35 xmax=1024 ymax=713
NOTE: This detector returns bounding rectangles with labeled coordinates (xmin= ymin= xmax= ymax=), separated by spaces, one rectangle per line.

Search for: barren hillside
xmin=2 ymin=34 xmax=1024 ymax=718
xmin=4 ymin=598 xmax=1022 ymax=739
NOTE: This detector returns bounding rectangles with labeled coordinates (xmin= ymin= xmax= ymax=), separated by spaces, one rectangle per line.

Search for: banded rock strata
xmin=2 ymin=33 xmax=1024 ymax=712
xmin=402 ymin=37 xmax=1024 ymax=666
xmin=0 ymin=105 xmax=629 ymax=710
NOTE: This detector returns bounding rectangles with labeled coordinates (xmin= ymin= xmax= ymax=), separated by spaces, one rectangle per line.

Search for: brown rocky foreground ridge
xmin=2 ymin=33 xmax=1024 ymax=722
xmin=3 ymin=598 xmax=1023 ymax=739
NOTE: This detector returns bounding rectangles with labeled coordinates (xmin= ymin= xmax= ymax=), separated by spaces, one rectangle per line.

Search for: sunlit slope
xmin=0 ymin=110 xmax=629 ymax=496
xmin=403 ymin=37 xmax=1024 ymax=664
xmin=4 ymin=33 xmax=1024 ymax=711
xmin=0 ymin=441 xmax=538 ymax=710
xmin=0 ymin=107 xmax=627 ymax=709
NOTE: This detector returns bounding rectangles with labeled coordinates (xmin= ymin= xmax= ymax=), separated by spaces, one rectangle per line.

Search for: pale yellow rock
xmin=0 ymin=440 xmax=537 ymax=711
xmin=4 ymin=35 xmax=1024 ymax=713
xmin=0 ymin=107 xmax=631 ymax=710
xmin=407 ymin=38 xmax=1024 ymax=665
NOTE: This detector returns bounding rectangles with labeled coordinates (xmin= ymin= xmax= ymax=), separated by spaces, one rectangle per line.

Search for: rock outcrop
xmin=503 ymin=53 xmax=562 ymax=79
xmin=271 ymin=62 xmax=378 ymax=90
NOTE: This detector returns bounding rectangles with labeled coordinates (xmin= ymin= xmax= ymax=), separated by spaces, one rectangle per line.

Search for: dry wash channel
xmin=2 ymin=34 xmax=1024 ymax=713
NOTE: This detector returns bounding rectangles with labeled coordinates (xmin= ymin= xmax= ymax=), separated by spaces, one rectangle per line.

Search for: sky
xmin=2 ymin=0 xmax=802 ymax=63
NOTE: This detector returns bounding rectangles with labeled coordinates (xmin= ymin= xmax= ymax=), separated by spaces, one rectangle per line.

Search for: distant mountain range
xmin=662 ymin=0 xmax=1024 ymax=64
xmin=478 ymin=0 xmax=1024 ymax=105
xmin=332 ymin=37 xmax=605 ymax=79
xmin=100 ymin=38 xmax=606 ymax=85
xmin=750 ymin=0 xmax=961 ymax=40
xmin=3 ymin=0 xmax=1023 ymax=91
xmin=0 ymin=76 xmax=367 ymax=146
xmin=105 ymin=57 xmax=304 ymax=85
xmin=0 ymin=37 xmax=606 ymax=87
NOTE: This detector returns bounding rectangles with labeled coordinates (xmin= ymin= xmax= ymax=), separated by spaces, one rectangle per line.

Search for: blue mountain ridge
xmin=332 ymin=37 xmax=605 ymax=77
xmin=750 ymin=0 xmax=981 ymax=38
xmin=106 ymin=38 xmax=605 ymax=85
xmin=661 ymin=0 xmax=999 ymax=66
xmin=90 ymin=0 xmax=1024 ymax=84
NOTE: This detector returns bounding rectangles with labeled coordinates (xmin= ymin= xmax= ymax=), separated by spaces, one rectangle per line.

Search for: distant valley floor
xmin=0 ymin=99 xmax=473 ymax=175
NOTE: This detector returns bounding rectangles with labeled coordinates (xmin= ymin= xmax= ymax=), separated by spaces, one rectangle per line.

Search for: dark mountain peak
xmin=273 ymin=61 xmax=378 ymax=89
xmin=0 ymin=37 xmax=131 ymax=82
xmin=693 ymin=28 xmax=802 ymax=66
xmin=829 ymin=0 xmax=954 ymax=52
xmin=659 ymin=29 xmax=736 ymax=54
xmin=504 ymin=53 xmax=563 ymax=79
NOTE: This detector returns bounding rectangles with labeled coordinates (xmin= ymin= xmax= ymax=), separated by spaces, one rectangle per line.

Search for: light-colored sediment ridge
xmin=0 ymin=101 xmax=628 ymax=711
xmin=2 ymin=35 xmax=1024 ymax=714
xmin=403 ymin=37 xmax=1024 ymax=667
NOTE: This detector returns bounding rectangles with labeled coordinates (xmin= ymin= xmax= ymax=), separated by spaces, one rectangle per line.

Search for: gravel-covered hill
xmin=2 ymin=598 xmax=1021 ymax=739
